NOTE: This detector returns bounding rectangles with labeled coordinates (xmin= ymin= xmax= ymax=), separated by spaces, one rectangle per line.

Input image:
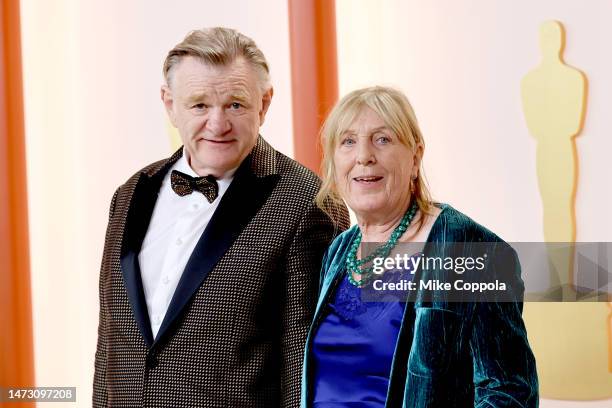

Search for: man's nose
xmin=206 ymin=108 xmax=231 ymax=135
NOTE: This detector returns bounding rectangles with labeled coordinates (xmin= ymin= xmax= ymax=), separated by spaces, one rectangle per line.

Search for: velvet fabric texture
xmin=301 ymin=204 xmax=539 ymax=407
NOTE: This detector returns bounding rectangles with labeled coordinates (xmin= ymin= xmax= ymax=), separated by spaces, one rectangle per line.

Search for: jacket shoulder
xmin=274 ymin=150 xmax=322 ymax=196
xmin=320 ymin=225 xmax=358 ymax=272
xmin=113 ymin=155 xmax=175 ymax=200
xmin=273 ymin=150 xmax=350 ymax=229
xmin=432 ymin=204 xmax=505 ymax=244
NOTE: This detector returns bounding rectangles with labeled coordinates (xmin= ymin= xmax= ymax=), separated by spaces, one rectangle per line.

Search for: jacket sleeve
xmin=93 ymin=188 xmax=119 ymax=408
xmin=279 ymin=199 xmax=349 ymax=408
xmin=470 ymin=246 xmax=539 ymax=407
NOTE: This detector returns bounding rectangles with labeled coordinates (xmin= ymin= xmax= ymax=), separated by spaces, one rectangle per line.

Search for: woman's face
xmin=333 ymin=107 xmax=422 ymax=222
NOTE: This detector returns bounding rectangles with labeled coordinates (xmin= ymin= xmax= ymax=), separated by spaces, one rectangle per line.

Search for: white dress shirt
xmin=138 ymin=151 xmax=234 ymax=339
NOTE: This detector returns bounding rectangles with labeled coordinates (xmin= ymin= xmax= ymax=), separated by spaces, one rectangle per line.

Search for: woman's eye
xmin=376 ymin=135 xmax=391 ymax=144
xmin=341 ymin=138 xmax=355 ymax=146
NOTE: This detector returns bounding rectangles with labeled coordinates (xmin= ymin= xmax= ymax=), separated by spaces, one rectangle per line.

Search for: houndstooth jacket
xmin=93 ymin=136 xmax=349 ymax=407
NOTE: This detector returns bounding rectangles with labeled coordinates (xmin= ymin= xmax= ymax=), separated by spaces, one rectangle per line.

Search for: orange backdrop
xmin=288 ymin=0 xmax=338 ymax=174
xmin=0 ymin=0 xmax=35 ymax=401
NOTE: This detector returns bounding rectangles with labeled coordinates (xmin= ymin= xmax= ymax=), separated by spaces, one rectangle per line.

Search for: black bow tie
xmin=170 ymin=170 xmax=219 ymax=203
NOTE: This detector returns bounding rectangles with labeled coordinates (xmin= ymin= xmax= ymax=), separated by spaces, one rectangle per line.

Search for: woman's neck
xmin=357 ymin=203 xmax=411 ymax=243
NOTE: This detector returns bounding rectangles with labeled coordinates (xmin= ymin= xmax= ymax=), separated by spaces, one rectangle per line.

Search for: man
xmin=93 ymin=27 xmax=349 ymax=407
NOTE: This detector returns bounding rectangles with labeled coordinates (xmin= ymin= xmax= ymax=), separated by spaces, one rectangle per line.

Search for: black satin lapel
xmin=120 ymin=173 xmax=161 ymax=348
xmin=154 ymin=170 xmax=280 ymax=345
xmin=120 ymin=250 xmax=154 ymax=347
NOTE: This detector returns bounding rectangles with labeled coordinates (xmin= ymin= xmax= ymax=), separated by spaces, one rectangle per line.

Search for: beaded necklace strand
xmin=346 ymin=201 xmax=419 ymax=287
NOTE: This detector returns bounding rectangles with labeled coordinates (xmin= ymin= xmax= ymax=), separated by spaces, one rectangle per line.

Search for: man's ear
xmin=161 ymin=84 xmax=177 ymax=127
xmin=258 ymin=87 xmax=274 ymax=126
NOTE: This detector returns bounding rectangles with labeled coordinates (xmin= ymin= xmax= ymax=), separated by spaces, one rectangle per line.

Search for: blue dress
xmin=302 ymin=207 xmax=539 ymax=408
xmin=311 ymin=263 xmax=417 ymax=407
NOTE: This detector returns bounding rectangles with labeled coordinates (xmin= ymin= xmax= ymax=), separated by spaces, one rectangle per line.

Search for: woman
xmin=301 ymin=86 xmax=538 ymax=407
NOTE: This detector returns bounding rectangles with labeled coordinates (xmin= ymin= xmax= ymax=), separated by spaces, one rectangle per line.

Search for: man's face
xmin=162 ymin=56 xmax=272 ymax=177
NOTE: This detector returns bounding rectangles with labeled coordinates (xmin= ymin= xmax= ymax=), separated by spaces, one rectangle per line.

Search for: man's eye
xmin=230 ymin=102 xmax=242 ymax=110
xmin=192 ymin=103 xmax=206 ymax=110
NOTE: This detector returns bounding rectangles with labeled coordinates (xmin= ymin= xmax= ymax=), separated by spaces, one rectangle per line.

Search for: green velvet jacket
xmin=301 ymin=204 xmax=539 ymax=407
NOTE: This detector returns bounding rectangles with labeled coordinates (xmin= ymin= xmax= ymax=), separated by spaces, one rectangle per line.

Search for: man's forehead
xmin=173 ymin=57 xmax=256 ymax=96
xmin=173 ymin=56 xmax=253 ymax=82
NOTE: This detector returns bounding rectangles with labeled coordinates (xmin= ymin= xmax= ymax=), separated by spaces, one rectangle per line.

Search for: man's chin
xmin=190 ymin=156 xmax=239 ymax=177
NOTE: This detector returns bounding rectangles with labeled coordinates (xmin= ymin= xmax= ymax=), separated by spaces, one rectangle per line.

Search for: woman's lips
xmin=353 ymin=175 xmax=384 ymax=184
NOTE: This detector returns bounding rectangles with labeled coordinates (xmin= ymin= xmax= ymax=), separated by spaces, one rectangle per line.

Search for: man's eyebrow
xmin=184 ymin=90 xmax=251 ymax=105
xmin=185 ymin=92 xmax=208 ymax=104
xmin=229 ymin=91 xmax=250 ymax=103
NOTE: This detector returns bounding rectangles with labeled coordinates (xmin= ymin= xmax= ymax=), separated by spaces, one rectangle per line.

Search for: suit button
xmin=146 ymin=352 xmax=159 ymax=369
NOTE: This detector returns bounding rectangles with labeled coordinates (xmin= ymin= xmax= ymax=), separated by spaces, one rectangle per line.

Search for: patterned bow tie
xmin=170 ymin=170 xmax=219 ymax=203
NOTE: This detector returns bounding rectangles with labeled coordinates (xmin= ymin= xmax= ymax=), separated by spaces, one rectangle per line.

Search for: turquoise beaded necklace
xmin=346 ymin=201 xmax=419 ymax=287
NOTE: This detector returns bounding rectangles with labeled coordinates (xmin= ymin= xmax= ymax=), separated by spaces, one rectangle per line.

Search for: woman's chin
xmin=349 ymin=201 xmax=389 ymax=220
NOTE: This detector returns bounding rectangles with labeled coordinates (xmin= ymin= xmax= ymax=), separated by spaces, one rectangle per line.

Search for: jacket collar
xmin=120 ymin=135 xmax=280 ymax=348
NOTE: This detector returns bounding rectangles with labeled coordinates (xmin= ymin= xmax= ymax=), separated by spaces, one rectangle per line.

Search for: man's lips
xmin=199 ymin=138 xmax=236 ymax=144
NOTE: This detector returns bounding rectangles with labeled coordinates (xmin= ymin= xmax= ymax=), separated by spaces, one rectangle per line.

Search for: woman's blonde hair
xmin=316 ymin=86 xmax=433 ymax=218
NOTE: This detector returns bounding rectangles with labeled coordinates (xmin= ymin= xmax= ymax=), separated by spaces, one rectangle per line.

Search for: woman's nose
xmin=356 ymin=140 xmax=375 ymax=165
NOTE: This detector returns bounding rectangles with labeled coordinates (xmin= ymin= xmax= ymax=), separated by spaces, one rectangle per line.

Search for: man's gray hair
xmin=163 ymin=27 xmax=271 ymax=91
